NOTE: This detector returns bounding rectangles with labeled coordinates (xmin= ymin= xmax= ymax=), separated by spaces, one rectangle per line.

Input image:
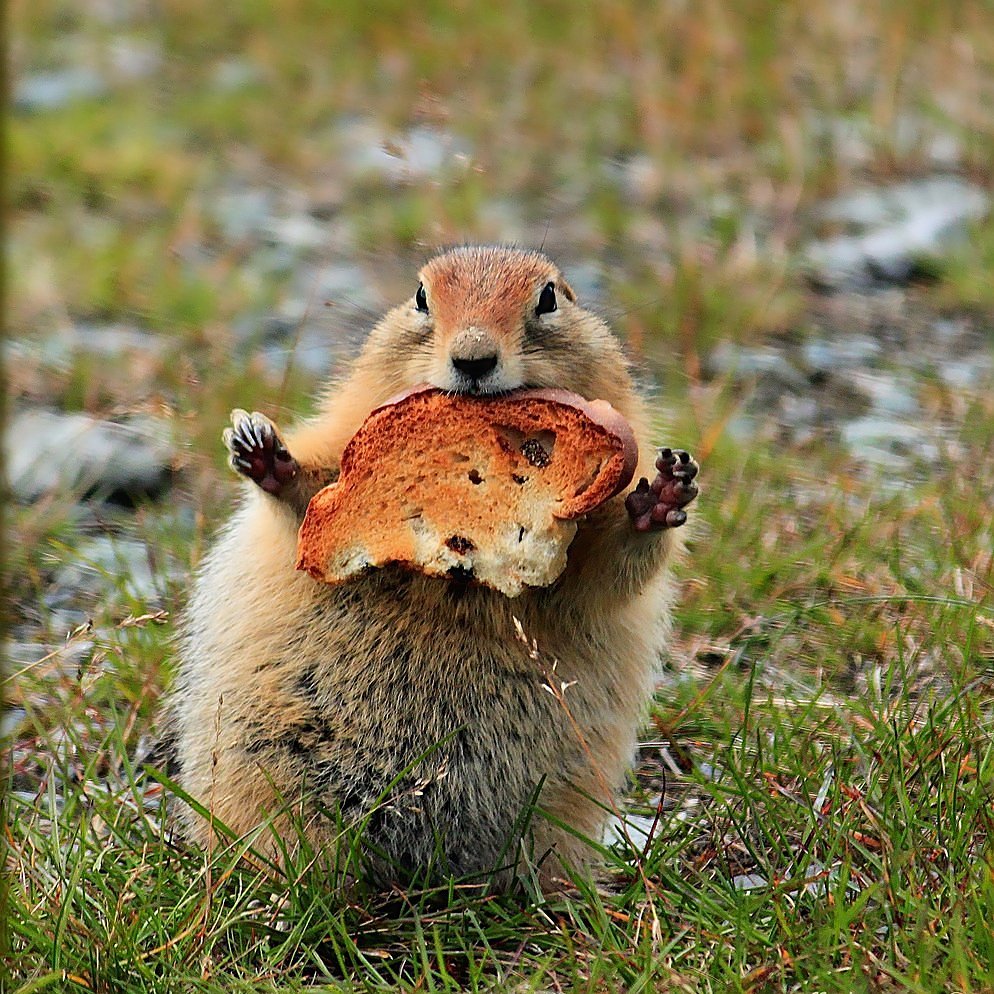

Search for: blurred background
xmin=7 ymin=0 xmax=994 ymax=790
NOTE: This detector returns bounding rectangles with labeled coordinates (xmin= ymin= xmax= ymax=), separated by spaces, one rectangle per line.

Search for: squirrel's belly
xmin=268 ymin=618 xmax=571 ymax=876
xmin=202 ymin=553 xmax=630 ymax=874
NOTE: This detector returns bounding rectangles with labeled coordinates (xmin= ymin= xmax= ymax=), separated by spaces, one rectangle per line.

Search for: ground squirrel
xmin=167 ymin=246 xmax=698 ymax=890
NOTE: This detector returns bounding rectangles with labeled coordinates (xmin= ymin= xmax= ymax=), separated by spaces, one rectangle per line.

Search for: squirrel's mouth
xmin=378 ymin=382 xmax=527 ymax=411
xmin=452 ymin=382 xmax=519 ymax=397
xmin=436 ymin=376 xmax=525 ymax=397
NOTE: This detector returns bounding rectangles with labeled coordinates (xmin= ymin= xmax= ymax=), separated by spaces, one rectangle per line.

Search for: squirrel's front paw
xmin=625 ymin=448 xmax=699 ymax=532
xmin=223 ymin=409 xmax=300 ymax=497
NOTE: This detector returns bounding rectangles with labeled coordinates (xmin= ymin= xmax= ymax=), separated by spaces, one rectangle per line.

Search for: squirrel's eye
xmin=415 ymin=283 xmax=429 ymax=314
xmin=536 ymin=282 xmax=557 ymax=316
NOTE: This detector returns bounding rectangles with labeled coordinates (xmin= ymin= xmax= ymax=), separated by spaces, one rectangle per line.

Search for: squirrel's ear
xmin=558 ymin=278 xmax=577 ymax=302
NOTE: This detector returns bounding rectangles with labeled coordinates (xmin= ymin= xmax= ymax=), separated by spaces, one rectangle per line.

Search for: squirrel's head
xmin=413 ymin=246 xmax=575 ymax=396
xmin=361 ymin=246 xmax=627 ymax=403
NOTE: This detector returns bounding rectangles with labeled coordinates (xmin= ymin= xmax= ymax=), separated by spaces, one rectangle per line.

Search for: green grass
xmin=7 ymin=0 xmax=994 ymax=991
xmin=7 ymin=594 xmax=994 ymax=991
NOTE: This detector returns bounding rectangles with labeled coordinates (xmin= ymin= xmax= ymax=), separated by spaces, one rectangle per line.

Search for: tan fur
xmin=167 ymin=246 xmax=686 ymax=890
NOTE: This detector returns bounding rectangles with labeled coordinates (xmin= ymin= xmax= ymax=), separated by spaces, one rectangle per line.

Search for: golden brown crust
xmin=295 ymin=388 xmax=637 ymax=596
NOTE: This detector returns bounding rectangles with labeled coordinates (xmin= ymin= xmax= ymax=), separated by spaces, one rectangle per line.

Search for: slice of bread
xmin=295 ymin=387 xmax=638 ymax=597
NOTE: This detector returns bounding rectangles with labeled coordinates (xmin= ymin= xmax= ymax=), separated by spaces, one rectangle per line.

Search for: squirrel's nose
xmin=451 ymin=354 xmax=499 ymax=380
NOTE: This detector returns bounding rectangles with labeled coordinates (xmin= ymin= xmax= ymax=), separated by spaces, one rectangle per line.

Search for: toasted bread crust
xmin=295 ymin=388 xmax=638 ymax=596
